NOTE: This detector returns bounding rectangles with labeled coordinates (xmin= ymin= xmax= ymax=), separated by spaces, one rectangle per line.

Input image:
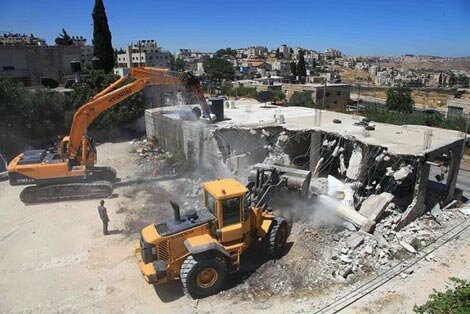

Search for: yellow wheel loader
xmin=135 ymin=164 xmax=311 ymax=298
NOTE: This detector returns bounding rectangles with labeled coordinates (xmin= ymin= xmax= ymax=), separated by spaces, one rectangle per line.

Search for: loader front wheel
xmin=180 ymin=255 xmax=227 ymax=299
xmin=263 ymin=218 xmax=289 ymax=258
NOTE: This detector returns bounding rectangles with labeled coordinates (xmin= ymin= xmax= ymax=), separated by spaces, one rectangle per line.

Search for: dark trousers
xmin=102 ymin=219 xmax=109 ymax=235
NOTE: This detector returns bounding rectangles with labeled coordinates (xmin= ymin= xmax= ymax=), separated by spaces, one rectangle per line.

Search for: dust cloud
xmin=270 ymin=190 xmax=345 ymax=228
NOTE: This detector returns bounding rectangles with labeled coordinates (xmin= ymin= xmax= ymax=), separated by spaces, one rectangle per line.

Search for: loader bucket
xmin=248 ymin=164 xmax=312 ymax=197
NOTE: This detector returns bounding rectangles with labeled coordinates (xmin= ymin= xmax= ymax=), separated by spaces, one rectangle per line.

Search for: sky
xmin=1 ymin=0 xmax=470 ymax=57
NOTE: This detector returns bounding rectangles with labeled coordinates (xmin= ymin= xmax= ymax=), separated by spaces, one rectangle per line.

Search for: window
xmin=2 ymin=66 xmax=15 ymax=70
xmin=326 ymin=92 xmax=330 ymax=97
xmin=337 ymin=91 xmax=341 ymax=96
xmin=448 ymin=106 xmax=464 ymax=116
xmin=205 ymin=191 xmax=217 ymax=217
xmin=222 ymin=197 xmax=241 ymax=226
xmin=149 ymin=56 xmax=153 ymax=60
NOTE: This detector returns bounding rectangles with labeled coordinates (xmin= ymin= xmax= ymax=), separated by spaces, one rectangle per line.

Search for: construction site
xmin=1 ymin=67 xmax=470 ymax=313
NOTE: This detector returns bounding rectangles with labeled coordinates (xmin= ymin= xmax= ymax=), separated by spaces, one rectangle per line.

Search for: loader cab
xmin=203 ymin=178 xmax=250 ymax=244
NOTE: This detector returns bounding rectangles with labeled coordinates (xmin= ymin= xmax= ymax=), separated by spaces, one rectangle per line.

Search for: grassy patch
xmin=391 ymin=248 xmax=411 ymax=260
xmin=410 ymin=237 xmax=423 ymax=251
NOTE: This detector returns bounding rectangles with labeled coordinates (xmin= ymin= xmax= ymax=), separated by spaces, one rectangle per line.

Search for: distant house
xmin=116 ymin=40 xmax=171 ymax=68
xmin=447 ymin=97 xmax=470 ymax=116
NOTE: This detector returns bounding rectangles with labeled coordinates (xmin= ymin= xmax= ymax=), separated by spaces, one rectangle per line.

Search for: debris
xmin=359 ymin=193 xmax=394 ymax=222
xmin=459 ymin=207 xmax=470 ymax=216
xmin=430 ymin=203 xmax=442 ymax=217
xmin=339 ymin=266 xmax=353 ymax=278
xmin=399 ymin=241 xmax=417 ymax=254
xmin=346 ymin=145 xmax=363 ymax=180
xmin=341 ymin=221 xmax=357 ymax=231
xmin=364 ymin=245 xmax=374 ymax=255
xmin=393 ymin=165 xmax=413 ymax=182
xmin=442 ymin=200 xmax=457 ymax=211
xmin=339 ymin=255 xmax=353 ymax=264
xmin=347 ymin=234 xmax=365 ymax=249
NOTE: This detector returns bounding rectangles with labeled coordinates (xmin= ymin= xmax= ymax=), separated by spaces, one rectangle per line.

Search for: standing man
xmin=98 ymin=200 xmax=110 ymax=235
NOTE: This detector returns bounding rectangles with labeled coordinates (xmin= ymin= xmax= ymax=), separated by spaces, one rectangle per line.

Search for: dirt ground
xmin=0 ymin=142 xmax=468 ymax=313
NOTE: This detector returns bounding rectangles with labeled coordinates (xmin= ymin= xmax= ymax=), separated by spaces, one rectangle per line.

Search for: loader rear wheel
xmin=263 ymin=218 xmax=289 ymax=258
xmin=180 ymin=255 xmax=227 ymax=299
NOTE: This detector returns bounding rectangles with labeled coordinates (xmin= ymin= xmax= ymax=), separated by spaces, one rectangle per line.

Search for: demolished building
xmin=145 ymin=101 xmax=466 ymax=229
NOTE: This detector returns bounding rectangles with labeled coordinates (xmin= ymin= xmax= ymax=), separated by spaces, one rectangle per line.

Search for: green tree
xmin=275 ymin=48 xmax=280 ymax=59
xmin=92 ymin=0 xmax=114 ymax=73
xmin=287 ymin=91 xmax=313 ymax=107
xmin=173 ymin=58 xmax=186 ymax=71
xmin=290 ymin=61 xmax=297 ymax=76
xmin=386 ymin=86 xmax=414 ymax=113
xmin=297 ymin=50 xmax=307 ymax=77
xmin=0 ymin=79 xmax=69 ymax=157
xmin=256 ymin=90 xmax=274 ymax=106
xmin=215 ymin=48 xmax=237 ymax=58
xmin=203 ymin=57 xmax=235 ymax=81
xmin=271 ymin=90 xmax=286 ymax=102
xmin=220 ymin=81 xmax=233 ymax=95
xmin=67 ymin=70 xmax=145 ymax=130
xmin=55 ymin=28 xmax=73 ymax=46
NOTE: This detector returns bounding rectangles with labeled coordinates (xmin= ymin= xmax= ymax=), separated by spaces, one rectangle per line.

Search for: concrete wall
xmin=145 ymin=109 xmax=232 ymax=177
xmin=281 ymin=83 xmax=351 ymax=110
xmin=0 ymin=45 xmax=81 ymax=86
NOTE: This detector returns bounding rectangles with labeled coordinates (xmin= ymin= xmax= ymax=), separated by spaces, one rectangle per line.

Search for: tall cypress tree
xmin=92 ymin=0 xmax=114 ymax=73
xmin=290 ymin=61 xmax=297 ymax=76
xmin=297 ymin=50 xmax=307 ymax=77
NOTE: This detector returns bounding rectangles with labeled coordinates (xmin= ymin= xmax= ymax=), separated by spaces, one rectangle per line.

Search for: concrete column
xmin=396 ymin=159 xmax=430 ymax=230
xmin=309 ymin=131 xmax=322 ymax=177
xmin=444 ymin=142 xmax=464 ymax=204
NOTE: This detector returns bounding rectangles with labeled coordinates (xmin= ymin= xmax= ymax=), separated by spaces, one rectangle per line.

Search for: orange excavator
xmin=8 ymin=67 xmax=210 ymax=203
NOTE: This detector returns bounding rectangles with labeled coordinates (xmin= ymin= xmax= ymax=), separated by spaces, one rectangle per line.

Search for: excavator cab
xmin=58 ymin=136 xmax=96 ymax=167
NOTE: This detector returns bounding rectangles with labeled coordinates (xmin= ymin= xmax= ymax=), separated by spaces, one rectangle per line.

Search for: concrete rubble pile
xmin=130 ymin=139 xmax=179 ymax=177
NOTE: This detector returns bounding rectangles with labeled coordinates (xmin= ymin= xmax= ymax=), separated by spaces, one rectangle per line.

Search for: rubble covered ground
xmin=121 ymin=140 xmax=469 ymax=305
xmin=0 ymin=140 xmax=468 ymax=313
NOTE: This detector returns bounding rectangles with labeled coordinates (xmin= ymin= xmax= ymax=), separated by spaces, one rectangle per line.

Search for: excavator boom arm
xmin=67 ymin=67 xmax=209 ymax=160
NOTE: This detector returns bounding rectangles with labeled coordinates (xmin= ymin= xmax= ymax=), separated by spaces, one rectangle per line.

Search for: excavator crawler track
xmin=20 ymin=181 xmax=113 ymax=204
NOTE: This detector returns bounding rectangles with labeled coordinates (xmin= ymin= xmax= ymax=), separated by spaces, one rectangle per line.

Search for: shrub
xmin=414 ymin=277 xmax=470 ymax=313
xmin=287 ymin=91 xmax=313 ymax=107
xmin=41 ymin=78 xmax=59 ymax=89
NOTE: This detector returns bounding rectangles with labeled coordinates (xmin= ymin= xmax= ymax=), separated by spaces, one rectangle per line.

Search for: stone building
xmin=0 ymin=45 xmax=80 ymax=86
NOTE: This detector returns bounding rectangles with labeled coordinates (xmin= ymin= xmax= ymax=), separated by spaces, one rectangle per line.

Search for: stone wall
xmin=0 ymin=45 xmax=81 ymax=86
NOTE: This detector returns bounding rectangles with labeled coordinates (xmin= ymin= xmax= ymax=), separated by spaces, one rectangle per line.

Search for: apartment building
xmin=0 ymin=33 xmax=46 ymax=46
xmin=116 ymin=40 xmax=171 ymax=68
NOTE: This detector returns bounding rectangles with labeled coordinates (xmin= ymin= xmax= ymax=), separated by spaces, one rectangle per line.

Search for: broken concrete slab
xmin=347 ymin=234 xmax=365 ymax=249
xmin=459 ymin=207 xmax=470 ymax=216
xmin=400 ymin=241 xmax=417 ymax=254
xmin=346 ymin=145 xmax=363 ymax=180
xmin=359 ymin=192 xmax=394 ymax=222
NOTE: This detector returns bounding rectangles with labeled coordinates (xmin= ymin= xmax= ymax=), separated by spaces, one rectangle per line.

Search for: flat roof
xmin=218 ymin=101 xmax=463 ymax=156
xmin=203 ymin=178 xmax=248 ymax=199
xmin=149 ymin=100 xmax=465 ymax=156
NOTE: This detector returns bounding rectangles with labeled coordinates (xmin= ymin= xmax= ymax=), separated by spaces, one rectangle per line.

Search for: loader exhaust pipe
xmin=169 ymin=201 xmax=181 ymax=224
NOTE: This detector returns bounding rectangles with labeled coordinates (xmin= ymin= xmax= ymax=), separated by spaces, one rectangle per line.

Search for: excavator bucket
xmin=248 ymin=164 xmax=312 ymax=197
